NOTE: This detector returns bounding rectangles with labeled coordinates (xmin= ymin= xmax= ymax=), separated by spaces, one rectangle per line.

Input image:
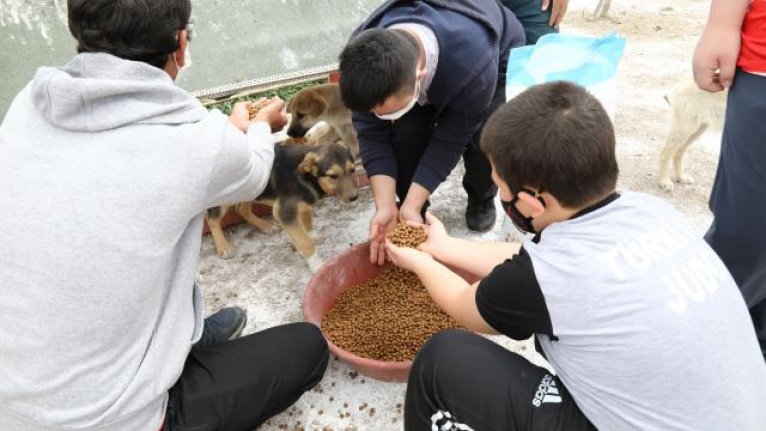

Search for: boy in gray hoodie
xmin=0 ymin=1 xmax=328 ymax=430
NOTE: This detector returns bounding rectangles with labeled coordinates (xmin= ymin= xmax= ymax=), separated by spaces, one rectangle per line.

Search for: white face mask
xmin=374 ymin=77 xmax=420 ymax=121
xmin=173 ymin=45 xmax=192 ymax=82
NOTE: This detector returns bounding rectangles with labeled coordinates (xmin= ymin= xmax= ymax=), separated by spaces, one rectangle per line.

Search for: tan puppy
xmin=206 ymin=141 xmax=359 ymax=272
xmin=286 ymin=83 xmax=360 ymax=161
xmin=658 ymin=75 xmax=727 ymax=191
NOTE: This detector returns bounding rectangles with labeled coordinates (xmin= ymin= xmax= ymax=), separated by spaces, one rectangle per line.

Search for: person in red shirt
xmin=693 ymin=0 xmax=766 ymax=361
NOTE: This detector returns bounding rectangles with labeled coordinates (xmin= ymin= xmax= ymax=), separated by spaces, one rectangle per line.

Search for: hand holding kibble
xmin=250 ymin=97 xmax=287 ymax=132
xmin=246 ymin=97 xmax=271 ymax=120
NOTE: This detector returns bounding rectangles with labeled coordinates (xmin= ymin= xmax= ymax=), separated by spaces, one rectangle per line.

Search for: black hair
xmin=338 ymin=28 xmax=420 ymax=111
xmin=67 ymin=0 xmax=192 ymax=69
xmin=480 ymin=81 xmax=619 ymax=208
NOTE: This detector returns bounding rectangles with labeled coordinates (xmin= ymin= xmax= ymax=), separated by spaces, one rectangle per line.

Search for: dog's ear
xmin=298 ymin=152 xmax=320 ymax=176
xmin=307 ymin=96 xmax=328 ymax=117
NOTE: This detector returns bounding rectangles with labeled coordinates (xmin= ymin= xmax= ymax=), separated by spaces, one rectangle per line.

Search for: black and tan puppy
xmin=286 ymin=83 xmax=360 ymax=161
xmin=206 ymin=141 xmax=358 ymax=272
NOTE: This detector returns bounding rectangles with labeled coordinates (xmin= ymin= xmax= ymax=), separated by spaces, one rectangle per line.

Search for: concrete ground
xmin=198 ymin=0 xmax=719 ymax=429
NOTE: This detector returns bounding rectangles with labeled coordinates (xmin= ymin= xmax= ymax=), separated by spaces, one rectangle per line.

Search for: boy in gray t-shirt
xmin=386 ymin=81 xmax=766 ymax=430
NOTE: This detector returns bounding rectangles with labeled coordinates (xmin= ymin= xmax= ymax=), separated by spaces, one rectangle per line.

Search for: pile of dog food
xmin=386 ymin=222 xmax=428 ymax=247
xmin=322 ymin=223 xmax=463 ymax=362
xmin=247 ymin=98 xmax=271 ymax=120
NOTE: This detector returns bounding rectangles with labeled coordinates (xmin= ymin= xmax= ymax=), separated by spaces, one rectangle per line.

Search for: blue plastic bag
xmin=505 ymin=32 xmax=627 ymax=117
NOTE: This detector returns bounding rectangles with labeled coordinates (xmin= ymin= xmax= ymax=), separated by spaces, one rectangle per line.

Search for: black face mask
xmin=500 ymin=188 xmax=546 ymax=234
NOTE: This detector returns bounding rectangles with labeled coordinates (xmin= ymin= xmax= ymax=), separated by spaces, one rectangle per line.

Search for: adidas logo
xmin=532 ymin=374 xmax=562 ymax=407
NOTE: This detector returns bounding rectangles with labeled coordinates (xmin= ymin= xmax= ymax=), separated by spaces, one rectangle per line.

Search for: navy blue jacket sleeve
xmin=413 ymin=68 xmax=497 ymax=192
xmin=352 ymin=68 xmax=496 ymax=192
xmin=353 ymin=110 xmax=396 ymax=179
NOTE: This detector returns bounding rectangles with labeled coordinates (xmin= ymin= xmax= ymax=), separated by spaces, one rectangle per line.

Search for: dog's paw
xmin=216 ymin=246 xmax=233 ymax=259
xmin=675 ymin=174 xmax=694 ymax=185
xmin=258 ymin=221 xmax=281 ymax=234
xmin=658 ymin=178 xmax=675 ymax=191
xmin=306 ymin=254 xmax=324 ymax=273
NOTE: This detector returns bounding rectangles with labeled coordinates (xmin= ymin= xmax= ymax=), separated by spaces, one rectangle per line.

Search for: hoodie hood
xmin=31 ymin=52 xmax=207 ymax=132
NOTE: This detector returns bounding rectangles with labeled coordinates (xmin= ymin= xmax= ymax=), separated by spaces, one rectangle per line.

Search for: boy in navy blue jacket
xmin=338 ymin=0 xmax=525 ymax=265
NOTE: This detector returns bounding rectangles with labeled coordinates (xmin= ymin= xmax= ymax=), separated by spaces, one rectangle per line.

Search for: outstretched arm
xmin=415 ymin=213 xmax=521 ymax=279
xmin=386 ymin=241 xmax=498 ymax=334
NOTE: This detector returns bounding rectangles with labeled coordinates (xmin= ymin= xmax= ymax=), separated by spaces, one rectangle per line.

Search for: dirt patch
xmin=198 ymin=1 xmax=718 ymax=429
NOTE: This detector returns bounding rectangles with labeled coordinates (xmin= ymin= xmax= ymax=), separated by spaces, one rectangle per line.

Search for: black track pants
xmin=405 ymin=330 xmax=596 ymax=431
xmin=166 ymin=323 xmax=329 ymax=431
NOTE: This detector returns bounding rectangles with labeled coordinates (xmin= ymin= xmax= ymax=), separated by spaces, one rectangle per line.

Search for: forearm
xmin=204 ymin=119 xmax=275 ymax=207
xmin=412 ymin=258 xmax=496 ymax=334
xmin=353 ymin=111 xmax=396 ymax=179
xmin=370 ymin=175 xmax=397 ymax=208
xmin=401 ymin=182 xmax=431 ymax=212
xmin=431 ymin=237 xmax=520 ymax=279
xmin=414 ymin=115 xmax=479 ymax=193
xmin=241 ymin=121 xmax=277 ymax=197
xmin=706 ymin=0 xmax=749 ymax=29
xmin=247 ymin=120 xmax=277 ymax=157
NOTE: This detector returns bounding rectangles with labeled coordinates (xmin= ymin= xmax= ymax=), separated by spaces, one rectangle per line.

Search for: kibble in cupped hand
xmin=386 ymin=222 xmax=427 ymax=248
xmin=247 ymin=98 xmax=271 ymax=120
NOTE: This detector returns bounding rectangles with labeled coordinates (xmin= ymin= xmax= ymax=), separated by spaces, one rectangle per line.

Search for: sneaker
xmin=465 ymin=196 xmax=497 ymax=232
xmin=196 ymin=306 xmax=247 ymax=347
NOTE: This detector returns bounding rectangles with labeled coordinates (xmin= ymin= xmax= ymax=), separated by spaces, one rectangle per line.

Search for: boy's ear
xmin=166 ymin=29 xmax=189 ymax=78
xmin=517 ymin=191 xmax=547 ymax=217
xmin=176 ymin=29 xmax=189 ymax=66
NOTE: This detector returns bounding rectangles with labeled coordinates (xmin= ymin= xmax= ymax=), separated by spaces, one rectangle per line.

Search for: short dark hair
xmin=67 ymin=0 xmax=192 ymax=69
xmin=338 ymin=28 xmax=419 ymax=111
xmin=480 ymin=81 xmax=619 ymax=208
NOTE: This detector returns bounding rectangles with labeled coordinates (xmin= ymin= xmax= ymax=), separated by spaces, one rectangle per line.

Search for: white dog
xmin=658 ymin=75 xmax=727 ymax=191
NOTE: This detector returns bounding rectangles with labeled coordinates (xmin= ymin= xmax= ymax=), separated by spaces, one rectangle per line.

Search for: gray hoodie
xmin=0 ymin=53 xmax=275 ymax=430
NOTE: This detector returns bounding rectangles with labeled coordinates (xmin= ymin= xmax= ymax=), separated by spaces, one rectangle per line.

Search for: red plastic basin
xmin=303 ymin=241 xmax=477 ymax=383
xmin=303 ymin=242 xmax=412 ymax=382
